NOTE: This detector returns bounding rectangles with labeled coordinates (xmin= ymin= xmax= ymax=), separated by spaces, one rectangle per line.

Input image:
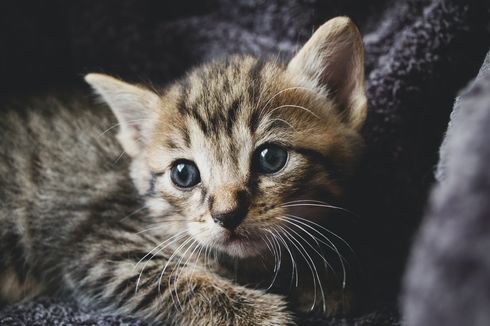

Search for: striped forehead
xmin=160 ymin=56 xmax=321 ymax=156
xmin=153 ymin=56 xmax=333 ymax=159
xmin=175 ymin=57 xmax=267 ymax=138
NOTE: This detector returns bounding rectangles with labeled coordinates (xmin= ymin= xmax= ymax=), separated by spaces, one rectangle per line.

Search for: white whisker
xmin=268 ymin=118 xmax=296 ymax=130
xmin=268 ymin=104 xmax=320 ymax=120
xmin=261 ymin=233 xmax=280 ymax=290
xmin=98 ymin=119 xmax=151 ymax=137
xmin=157 ymin=235 xmax=194 ymax=296
xmin=266 ymin=228 xmax=298 ymax=288
xmin=134 ymin=230 xmax=188 ymax=293
xmin=281 ymin=202 xmax=359 ymax=219
xmin=171 ymin=238 xmax=200 ymax=310
xmin=283 ymin=215 xmax=348 ymax=289
xmin=277 ymin=225 xmax=322 ymax=312
xmin=187 ymin=240 xmax=206 ymax=315
xmin=120 ymin=205 xmax=148 ymax=222
xmin=258 ymin=86 xmax=319 ymax=118
xmin=284 ymin=213 xmax=354 ymax=253
xmin=279 ymin=217 xmax=335 ymax=273
xmin=281 ymin=223 xmax=331 ymax=313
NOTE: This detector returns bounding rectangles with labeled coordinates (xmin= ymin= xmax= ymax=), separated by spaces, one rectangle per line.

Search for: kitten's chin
xmin=217 ymin=233 xmax=264 ymax=258
xmin=196 ymin=228 xmax=265 ymax=258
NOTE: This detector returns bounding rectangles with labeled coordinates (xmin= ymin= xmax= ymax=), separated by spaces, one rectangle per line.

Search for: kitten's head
xmin=86 ymin=17 xmax=366 ymax=258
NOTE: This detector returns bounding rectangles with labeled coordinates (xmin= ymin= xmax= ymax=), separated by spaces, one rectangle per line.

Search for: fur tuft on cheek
xmin=129 ymin=156 xmax=153 ymax=195
xmin=145 ymin=197 xmax=173 ymax=217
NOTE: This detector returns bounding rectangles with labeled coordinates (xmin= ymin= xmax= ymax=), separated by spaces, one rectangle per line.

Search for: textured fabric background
xmin=403 ymin=51 xmax=490 ymax=326
xmin=0 ymin=0 xmax=489 ymax=324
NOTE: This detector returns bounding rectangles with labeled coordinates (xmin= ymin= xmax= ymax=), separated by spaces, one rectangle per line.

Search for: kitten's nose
xmin=211 ymin=208 xmax=246 ymax=231
xmin=209 ymin=189 xmax=248 ymax=231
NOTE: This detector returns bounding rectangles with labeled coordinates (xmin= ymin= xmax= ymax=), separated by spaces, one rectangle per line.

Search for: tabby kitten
xmin=0 ymin=17 xmax=366 ymax=325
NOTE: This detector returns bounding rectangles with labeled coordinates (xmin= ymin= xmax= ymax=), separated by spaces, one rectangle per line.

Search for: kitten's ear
xmin=287 ymin=17 xmax=367 ymax=130
xmin=85 ymin=73 xmax=160 ymax=156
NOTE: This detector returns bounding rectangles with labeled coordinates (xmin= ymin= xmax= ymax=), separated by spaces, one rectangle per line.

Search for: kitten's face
xmin=86 ymin=17 xmax=367 ymax=258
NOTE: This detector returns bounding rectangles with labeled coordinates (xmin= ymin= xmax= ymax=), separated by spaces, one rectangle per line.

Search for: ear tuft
xmin=287 ymin=16 xmax=367 ymax=130
xmin=85 ymin=73 xmax=160 ymax=156
xmin=84 ymin=73 xmax=108 ymax=86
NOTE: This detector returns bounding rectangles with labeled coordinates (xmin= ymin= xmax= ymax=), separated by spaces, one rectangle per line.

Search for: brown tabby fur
xmin=0 ymin=17 xmax=367 ymax=325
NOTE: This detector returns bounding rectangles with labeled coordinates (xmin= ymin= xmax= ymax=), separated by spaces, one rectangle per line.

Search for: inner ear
xmin=287 ymin=16 xmax=367 ymax=130
xmin=85 ymin=73 xmax=160 ymax=156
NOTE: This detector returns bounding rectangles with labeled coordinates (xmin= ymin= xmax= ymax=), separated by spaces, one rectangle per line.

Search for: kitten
xmin=0 ymin=17 xmax=366 ymax=325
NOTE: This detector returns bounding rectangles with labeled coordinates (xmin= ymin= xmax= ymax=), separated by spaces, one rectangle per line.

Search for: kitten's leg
xmin=62 ymin=227 xmax=294 ymax=326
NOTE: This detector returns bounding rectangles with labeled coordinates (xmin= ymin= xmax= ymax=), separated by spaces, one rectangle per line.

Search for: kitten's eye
xmin=253 ymin=144 xmax=288 ymax=174
xmin=170 ymin=160 xmax=201 ymax=188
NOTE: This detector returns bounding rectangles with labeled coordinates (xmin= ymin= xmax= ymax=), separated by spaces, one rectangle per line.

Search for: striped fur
xmin=0 ymin=17 xmax=366 ymax=325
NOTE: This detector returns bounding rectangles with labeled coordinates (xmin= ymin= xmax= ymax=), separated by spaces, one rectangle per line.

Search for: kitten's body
xmin=0 ymin=96 xmax=132 ymax=300
xmin=0 ymin=17 xmax=367 ymax=325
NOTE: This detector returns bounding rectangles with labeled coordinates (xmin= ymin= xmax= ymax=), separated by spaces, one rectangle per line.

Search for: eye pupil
xmin=254 ymin=144 xmax=288 ymax=174
xmin=261 ymin=148 xmax=279 ymax=166
xmin=171 ymin=160 xmax=200 ymax=188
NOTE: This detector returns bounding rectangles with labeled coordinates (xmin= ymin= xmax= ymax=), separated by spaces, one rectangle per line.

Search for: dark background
xmin=0 ymin=0 xmax=388 ymax=94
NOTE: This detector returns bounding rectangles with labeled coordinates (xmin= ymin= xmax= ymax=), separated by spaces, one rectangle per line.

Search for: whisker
xmin=268 ymin=118 xmax=296 ymax=130
xmin=280 ymin=216 xmax=334 ymax=252
xmin=267 ymin=104 xmax=320 ymax=120
xmin=261 ymin=233 xmax=280 ymax=290
xmin=120 ymin=205 xmax=148 ymax=222
xmin=266 ymin=232 xmax=280 ymax=274
xmin=281 ymin=202 xmax=359 ymax=219
xmin=282 ymin=199 xmax=334 ymax=205
xmin=171 ymin=238 xmax=200 ymax=310
xmin=279 ymin=218 xmax=335 ymax=273
xmin=204 ymin=241 xmax=212 ymax=269
xmin=98 ymin=119 xmax=152 ymax=137
xmin=283 ymin=215 xmax=348 ymax=289
xmin=112 ymin=150 xmax=128 ymax=166
xmin=258 ymin=86 xmax=319 ymax=118
xmin=284 ymin=214 xmax=355 ymax=253
xmin=133 ymin=230 xmax=187 ymax=271
xmin=158 ymin=236 xmax=194 ymax=295
xmin=266 ymin=228 xmax=298 ymax=288
xmin=187 ymin=240 xmax=205 ymax=315
xmin=277 ymin=225 xmax=322 ymax=312
xmin=164 ymin=237 xmax=194 ymax=308
xmin=156 ymin=228 xmax=208 ymax=304
xmin=279 ymin=216 xmax=346 ymax=289
xmin=280 ymin=223 xmax=331 ymax=313
xmin=134 ymin=230 xmax=188 ymax=293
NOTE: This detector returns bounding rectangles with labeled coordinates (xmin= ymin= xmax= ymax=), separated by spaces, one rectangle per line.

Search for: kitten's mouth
xmin=208 ymin=227 xmax=264 ymax=258
xmin=221 ymin=230 xmax=247 ymax=244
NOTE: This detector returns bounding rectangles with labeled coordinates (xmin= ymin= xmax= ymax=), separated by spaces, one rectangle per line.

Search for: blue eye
xmin=171 ymin=160 xmax=201 ymax=188
xmin=254 ymin=144 xmax=288 ymax=174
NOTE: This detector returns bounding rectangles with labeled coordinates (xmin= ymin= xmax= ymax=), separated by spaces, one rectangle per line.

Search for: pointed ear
xmin=85 ymin=73 xmax=160 ymax=156
xmin=287 ymin=17 xmax=367 ymax=130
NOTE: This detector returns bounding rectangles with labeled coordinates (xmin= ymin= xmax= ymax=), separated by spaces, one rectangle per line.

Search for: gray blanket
xmin=1 ymin=0 xmax=489 ymax=324
xmin=403 ymin=51 xmax=490 ymax=326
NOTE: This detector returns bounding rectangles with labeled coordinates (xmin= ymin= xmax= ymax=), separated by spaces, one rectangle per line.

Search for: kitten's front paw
xmin=250 ymin=292 xmax=295 ymax=326
xmin=177 ymin=273 xmax=295 ymax=325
